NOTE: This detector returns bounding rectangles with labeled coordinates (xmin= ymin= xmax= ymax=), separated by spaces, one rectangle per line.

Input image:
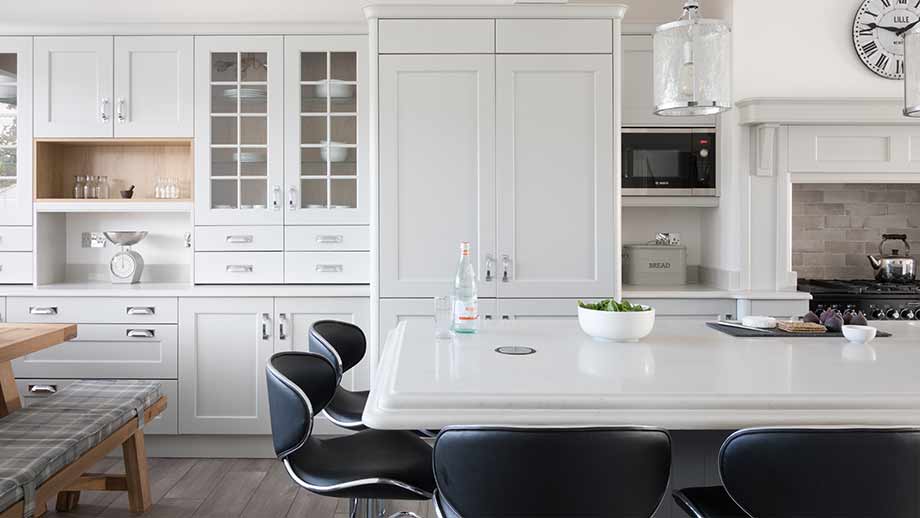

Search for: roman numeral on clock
xmin=897 ymin=59 xmax=904 ymax=75
xmin=876 ymin=54 xmax=890 ymax=70
xmin=881 ymin=0 xmax=891 ymax=7
xmin=862 ymin=41 xmax=879 ymax=56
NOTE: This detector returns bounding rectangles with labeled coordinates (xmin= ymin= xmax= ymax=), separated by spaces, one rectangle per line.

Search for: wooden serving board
xmin=706 ymin=322 xmax=891 ymax=338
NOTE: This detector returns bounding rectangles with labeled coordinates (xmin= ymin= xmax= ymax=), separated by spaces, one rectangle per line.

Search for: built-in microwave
xmin=622 ymin=128 xmax=717 ymax=196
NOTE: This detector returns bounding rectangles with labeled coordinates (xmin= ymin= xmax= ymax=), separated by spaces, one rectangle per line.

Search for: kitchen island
xmin=366 ymin=318 xmax=920 ymax=430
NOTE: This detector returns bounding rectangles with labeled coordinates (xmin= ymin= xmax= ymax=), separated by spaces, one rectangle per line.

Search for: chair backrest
xmin=308 ymin=320 xmax=367 ymax=380
xmin=720 ymin=427 xmax=920 ymax=518
xmin=265 ymin=351 xmax=337 ymax=458
xmin=433 ymin=426 xmax=671 ymax=518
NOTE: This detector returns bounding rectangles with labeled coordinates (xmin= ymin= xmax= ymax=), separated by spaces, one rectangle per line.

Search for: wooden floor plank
xmin=43 ymin=458 xmax=123 ymax=517
xmin=100 ymin=458 xmax=197 ymax=517
xmin=162 ymin=459 xmax=233 ymax=501
xmin=190 ymin=458 xmax=272 ymax=518
xmin=239 ymin=461 xmax=299 ymax=518
xmin=286 ymin=489 xmax=339 ymax=518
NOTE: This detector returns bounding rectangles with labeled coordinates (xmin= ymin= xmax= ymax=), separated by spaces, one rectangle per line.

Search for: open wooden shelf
xmin=34 ymin=139 xmax=193 ymax=203
xmin=35 ymin=199 xmax=193 ymax=213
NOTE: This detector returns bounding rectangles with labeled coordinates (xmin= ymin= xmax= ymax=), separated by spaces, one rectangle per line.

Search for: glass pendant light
xmin=905 ymin=24 xmax=920 ymax=117
xmin=654 ymin=0 xmax=732 ymax=117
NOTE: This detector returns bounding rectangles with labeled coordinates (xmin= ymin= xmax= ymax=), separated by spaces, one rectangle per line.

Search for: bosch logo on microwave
xmin=648 ymin=262 xmax=672 ymax=270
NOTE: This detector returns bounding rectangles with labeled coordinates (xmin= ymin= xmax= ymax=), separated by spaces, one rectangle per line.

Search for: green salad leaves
xmin=578 ymin=299 xmax=650 ymax=312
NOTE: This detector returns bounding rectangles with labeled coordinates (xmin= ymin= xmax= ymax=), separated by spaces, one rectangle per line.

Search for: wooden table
xmin=0 ymin=323 xmax=77 ymax=417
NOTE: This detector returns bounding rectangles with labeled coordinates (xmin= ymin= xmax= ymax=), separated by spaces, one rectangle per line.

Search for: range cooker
xmin=798 ymin=279 xmax=920 ymax=321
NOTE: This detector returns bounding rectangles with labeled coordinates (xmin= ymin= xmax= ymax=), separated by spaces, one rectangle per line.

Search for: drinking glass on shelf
xmin=154 ymin=177 xmax=163 ymax=199
xmin=83 ymin=176 xmax=94 ymax=199
xmin=167 ymin=177 xmax=178 ymax=199
xmin=73 ymin=176 xmax=84 ymax=199
xmin=99 ymin=176 xmax=110 ymax=199
xmin=434 ymin=296 xmax=453 ymax=339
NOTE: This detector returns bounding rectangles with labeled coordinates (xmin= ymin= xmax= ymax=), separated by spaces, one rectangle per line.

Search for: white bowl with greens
xmin=577 ymin=299 xmax=655 ymax=342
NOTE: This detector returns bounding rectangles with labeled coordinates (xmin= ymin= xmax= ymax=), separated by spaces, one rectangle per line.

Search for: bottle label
xmin=454 ymin=301 xmax=479 ymax=324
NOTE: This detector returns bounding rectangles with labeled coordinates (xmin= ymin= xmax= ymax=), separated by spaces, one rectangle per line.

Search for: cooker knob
xmin=869 ymin=307 xmax=885 ymax=320
xmin=699 ymin=148 xmax=710 ymax=158
xmin=900 ymin=308 xmax=915 ymax=320
xmin=885 ymin=307 xmax=901 ymax=320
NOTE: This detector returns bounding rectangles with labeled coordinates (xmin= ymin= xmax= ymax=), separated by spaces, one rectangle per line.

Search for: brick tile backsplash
xmin=792 ymin=184 xmax=920 ymax=280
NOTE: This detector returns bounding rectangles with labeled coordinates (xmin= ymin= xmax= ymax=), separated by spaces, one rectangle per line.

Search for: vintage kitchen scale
xmin=104 ymin=231 xmax=147 ymax=284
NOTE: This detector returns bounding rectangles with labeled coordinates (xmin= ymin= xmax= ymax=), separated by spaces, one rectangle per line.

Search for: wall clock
xmin=853 ymin=0 xmax=920 ymax=79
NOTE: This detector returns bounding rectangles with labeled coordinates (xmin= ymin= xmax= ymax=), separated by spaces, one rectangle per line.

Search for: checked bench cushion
xmin=0 ymin=380 xmax=161 ymax=514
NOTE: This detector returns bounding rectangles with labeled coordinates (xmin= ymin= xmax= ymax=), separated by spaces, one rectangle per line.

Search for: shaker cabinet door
xmin=0 ymin=37 xmax=33 ymax=226
xmin=114 ymin=36 xmax=194 ymax=138
xmin=495 ymin=54 xmax=616 ymax=298
xmin=178 ymin=298 xmax=275 ymax=434
xmin=34 ymin=36 xmax=114 ymax=138
xmin=194 ymin=36 xmax=284 ymax=226
xmin=378 ymin=54 xmax=496 ymax=298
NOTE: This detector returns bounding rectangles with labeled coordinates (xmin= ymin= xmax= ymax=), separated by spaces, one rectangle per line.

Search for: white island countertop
xmin=365 ymin=319 xmax=920 ymax=431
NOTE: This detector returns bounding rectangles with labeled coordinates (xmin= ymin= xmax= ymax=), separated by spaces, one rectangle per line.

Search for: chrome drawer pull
xmin=315 ymin=264 xmax=343 ymax=273
xmin=226 ymin=265 xmax=254 ymax=273
xmin=261 ymin=313 xmax=271 ymax=340
xmin=226 ymin=235 xmax=254 ymax=244
xmin=315 ymin=235 xmax=344 ymax=244
xmin=126 ymin=306 xmax=155 ymax=316
xmin=29 ymin=306 xmax=58 ymax=316
xmin=127 ymin=329 xmax=155 ymax=338
xmin=28 ymin=384 xmax=57 ymax=395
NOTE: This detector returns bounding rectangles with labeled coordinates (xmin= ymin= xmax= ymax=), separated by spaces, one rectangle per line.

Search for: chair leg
xmin=55 ymin=491 xmax=81 ymax=512
xmin=122 ymin=430 xmax=152 ymax=513
xmin=349 ymin=498 xmax=360 ymax=518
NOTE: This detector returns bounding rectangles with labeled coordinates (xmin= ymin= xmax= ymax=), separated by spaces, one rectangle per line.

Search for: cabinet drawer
xmin=15 ymin=379 xmax=178 ymax=435
xmin=284 ymin=252 xmax=369 ymax=284
xmin=496 ymin=19 xmax=612 ymax=53
xmin=379 ymin=19 xmax=495 ymax=54
xmin=285 ymin=226 xmax=370 ymax=251
xmin=0 ymin=253 xmax=32 ymax=284
xmin=7 ymin=297 xmax=178 ymax=323
xmin=194 ymin=226 xmax=283 ymax=252
xmin=0 ymin=227 xmax=32 ymax=251
xmin=627 ymin=298 xmax=736 ymax=317
xmin=13 ymin=324 xmax=177 ymax=379
xmin=194 ymin=252 xmax=283 ymax=284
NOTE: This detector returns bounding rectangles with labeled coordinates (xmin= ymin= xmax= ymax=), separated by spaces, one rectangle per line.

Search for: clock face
xmin=853 ymin=0 xmax=920 ymax=79
xmin=110 ymin=251 xmax=137 ymax=279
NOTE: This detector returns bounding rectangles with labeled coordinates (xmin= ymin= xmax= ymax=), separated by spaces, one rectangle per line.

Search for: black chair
xmin=266 ymin=351 xmax=435 ymax=518
xmin=309 ymin=320 xmax=438 ymax=437
xmin=308 ymin=320 xmax=369 ymax=431
xmin=673 ymin=427 xmax=920 ymax=518
xmin=432 ymin=426 xmax=672 ymax=518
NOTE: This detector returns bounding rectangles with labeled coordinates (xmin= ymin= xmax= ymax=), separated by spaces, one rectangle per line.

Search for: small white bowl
xmin=578 ymin=305 xmax=655 ymax=342
xmin=315 ymin=80 xmax=354 ymax=99
xmin=842 ymin=325 xmax=878 ymax=345
xmin=320 ymin=142 xmax=349 ymax=163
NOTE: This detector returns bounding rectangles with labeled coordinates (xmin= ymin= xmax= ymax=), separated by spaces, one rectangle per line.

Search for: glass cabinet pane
xmin=296 ymin=49 xmax=357 ymax=212
xmin=0 ymin=53 xmax=17 ymax=196
xmin=209 ymin=49 xmax=272 ymax=211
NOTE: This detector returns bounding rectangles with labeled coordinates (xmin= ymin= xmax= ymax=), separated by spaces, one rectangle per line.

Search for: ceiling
xmin=3 ymin=0 xmax=732 ymax=25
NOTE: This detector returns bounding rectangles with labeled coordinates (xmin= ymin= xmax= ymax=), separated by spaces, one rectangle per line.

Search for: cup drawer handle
xmin=315 ymin=235 xmax=344 ymax=244
xmin=226 ymin=265 xmax=254 ymax=273
xmin=315 ymin=264 xmax=344 ymax=273
xmin=127 ymin=329 xmax=155 ymax=338
xmin=29 ymin=306 xmax=58 ymax=316
xmin=126 ymin=306 xmax=155 ymax=316
xmin=226 ymin=235 xmax=254 ymax=244
xmin=28 ymin=384 xmax=57 ymax=395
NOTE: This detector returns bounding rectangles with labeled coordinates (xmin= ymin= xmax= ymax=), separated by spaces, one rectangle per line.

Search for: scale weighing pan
xmin=104 ymin=231 xmax=148 ymax=247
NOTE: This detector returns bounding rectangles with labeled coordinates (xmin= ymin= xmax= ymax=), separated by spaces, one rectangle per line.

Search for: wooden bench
xmin=0 ymin=380 xmax=166 ymax=518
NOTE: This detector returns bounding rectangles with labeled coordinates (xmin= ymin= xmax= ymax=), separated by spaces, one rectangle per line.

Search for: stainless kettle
xmin=867 ymin=234 xmax=916 ymax=283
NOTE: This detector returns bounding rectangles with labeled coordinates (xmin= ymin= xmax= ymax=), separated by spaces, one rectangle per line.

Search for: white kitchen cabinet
xmin=0 ymin=38 xmax=33 ymax=226
xmin=178 ymin=298 xmax=276 ymax=434
xmin=35 ymin=37 xmax=113 ymax=138
xmin=378 ymin=54 xmax=496 ymax=298
xmin=621 ymin=35 xmax=715 ymax=128
xmin=35 ymin=36 xmax=193 ymax=138
xmin=275 ymin=297 xmax=370 ymax=393
xmin=194 ymin=36 xmax=284 ymax=226
xmin=114 ymin=36 xmax=194 ymax=137
xmin=495 ymin=54 xmax=615 ymax=298
xmin=284 ymin=36 xmax=368 ymax=225
xmin=496 ymin=299 xmax=579 ymax=321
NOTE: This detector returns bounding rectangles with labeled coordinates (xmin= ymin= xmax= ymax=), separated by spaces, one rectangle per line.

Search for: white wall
xmin=732 ymin=0 xmax=902 ymax=98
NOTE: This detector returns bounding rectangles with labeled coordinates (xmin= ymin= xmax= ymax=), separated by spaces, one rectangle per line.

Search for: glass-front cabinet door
xmin=284 ymin=36 xmax=367 ymax=225
xmin=0 ymin=38 xmax=32 ymax=226
xmin=195 ymin=36 xmax=283 ymax=226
